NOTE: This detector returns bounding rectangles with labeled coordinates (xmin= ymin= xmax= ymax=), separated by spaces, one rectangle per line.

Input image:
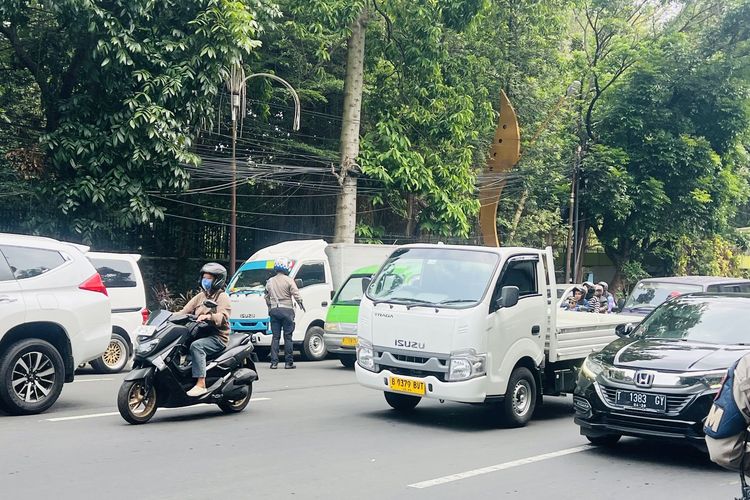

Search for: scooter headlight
xmin=136 ymin=338 xmax=160 ymax=355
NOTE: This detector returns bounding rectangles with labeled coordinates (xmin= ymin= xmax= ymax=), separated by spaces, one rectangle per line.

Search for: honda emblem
xmin=634 ymin=370 xmax=655 ymax=388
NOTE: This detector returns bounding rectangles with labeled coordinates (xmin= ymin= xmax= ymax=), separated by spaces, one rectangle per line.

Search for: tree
xmin=0 ymin=0 xmax=272 ymax=238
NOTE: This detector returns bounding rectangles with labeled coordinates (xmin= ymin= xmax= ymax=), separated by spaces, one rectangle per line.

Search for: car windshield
xmin=229 ymin=265 xmax=274 ymax=291
xmin=634 ymin=297 xmax=750 ymax=344
xmin=366 ymin=247 xmax=499 ymax=307
xmin=624 ymin=281 xmax=702 ymax=310
xmin=334 ymin=275 xmax=370 ymax=305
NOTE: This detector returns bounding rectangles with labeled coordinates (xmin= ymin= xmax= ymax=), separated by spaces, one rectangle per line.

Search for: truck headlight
xmin=136 ymin=338 xmax=159 ymax=355
xmin=447 ymin=349 xmax=486 ymax=381
xmin=582 ymin=356 xmax=604 ymax=380
xmin=357 ymin=338 xmax=375 ymax=371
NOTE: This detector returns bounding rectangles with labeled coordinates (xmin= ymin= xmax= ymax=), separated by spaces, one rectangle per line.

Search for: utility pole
xmin=564 ymin=146 xmax=581 ymax=283
xmin=226 ymin=63 xmax=301 ymax=276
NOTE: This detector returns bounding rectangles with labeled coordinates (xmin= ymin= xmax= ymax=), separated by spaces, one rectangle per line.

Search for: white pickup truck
xmin=355 ymin=244 xmax=642 ymax=426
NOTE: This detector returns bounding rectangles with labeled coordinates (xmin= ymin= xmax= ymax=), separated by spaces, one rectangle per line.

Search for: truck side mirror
xmin=361 ymin=277 xmax=372 ymax=293
xmin=496 ymin=286 xmax=520 ymax=309
xmin=295 ymin=278 xmax=303 ymax=289
xmin=615 ymin=323 xmax=634 ymax=338
xmin=617 ymin=298 xmax=626 ymax=312
xmin=330 ymin=290 xmax=336 ymax=300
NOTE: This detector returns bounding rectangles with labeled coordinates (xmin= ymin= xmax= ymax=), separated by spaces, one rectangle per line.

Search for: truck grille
xmin=600 ymin=386 xmax=694 ymax=415
xmin=374 ymin=347 xmax=448 ymax=381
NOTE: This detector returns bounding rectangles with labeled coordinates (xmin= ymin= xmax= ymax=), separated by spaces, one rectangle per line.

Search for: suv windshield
xmin=634 ymin=296 xmax=750 ymax=344
xmin=334 ymin=275 xmax=369 ymax=305
xmin=624 ymin=281 xmax=702 ymax=311
xmin=366 ymin=247 xmax=499 ymax=307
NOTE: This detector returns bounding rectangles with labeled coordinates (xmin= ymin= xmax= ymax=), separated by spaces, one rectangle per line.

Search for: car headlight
xmin=357 ymin=338 xmax=375 ymax=371
xmin=582 ymin=356 xmax=605 ymax=380
xmin=679 ymin=369 xmax=727 ymax=390
xmin=136 ymin=338 xmax=160 ymax=355
xmin=447 ymin=349 xmax=487 ymax=382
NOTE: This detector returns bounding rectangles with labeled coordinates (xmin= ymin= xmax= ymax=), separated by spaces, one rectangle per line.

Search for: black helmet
xmin=200 ymin=262 xmax=227 ymax=292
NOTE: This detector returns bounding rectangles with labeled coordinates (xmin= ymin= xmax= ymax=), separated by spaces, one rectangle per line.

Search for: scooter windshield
xmin=146 ymin=309 xmax=173 ymax=327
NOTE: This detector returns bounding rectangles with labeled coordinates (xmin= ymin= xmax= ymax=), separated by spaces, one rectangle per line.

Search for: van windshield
xmin=229 ymin=261 xmax=275 ymax=292
xmin=624 ymin=281 xmax=702 ymax=311
xmin=366 ymin=248 xmax=499 ymax=308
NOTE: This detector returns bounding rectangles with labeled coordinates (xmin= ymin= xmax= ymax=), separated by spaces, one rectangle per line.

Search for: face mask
xmin=201 ymin=278 xmax=214 ymax=292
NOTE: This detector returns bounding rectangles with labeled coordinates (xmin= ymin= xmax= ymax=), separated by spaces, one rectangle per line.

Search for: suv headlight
xmin=357 ymin=338 xmax=375 ymax=371
xmin=447 ymin=349 xmax=487 ymax=381
xmin=679 ymin=369 xmax=727 ymax=390
xmin=582 ymin=356 xmax=604 ymax=380
xmin=136 ymin=338 xmax=159 ymax=355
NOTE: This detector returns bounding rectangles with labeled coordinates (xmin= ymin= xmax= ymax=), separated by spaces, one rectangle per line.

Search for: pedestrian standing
xmin=265 ymin=257 xmax=305 ymax=370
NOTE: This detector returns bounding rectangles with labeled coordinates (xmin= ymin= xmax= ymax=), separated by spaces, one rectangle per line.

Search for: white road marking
xmin=73 ymin=378 xmax=114 ymax=383
xmin=408 ymin=445 xmax=591 ymax=489
xmin=42 ymin=398 xmax=271 ymax=422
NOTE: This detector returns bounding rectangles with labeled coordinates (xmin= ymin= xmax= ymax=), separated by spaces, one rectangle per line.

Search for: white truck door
xmin=292 ymin=261 xmax=331 ymax=340
xmin=487 ymin=254 xmax=546 ymax=370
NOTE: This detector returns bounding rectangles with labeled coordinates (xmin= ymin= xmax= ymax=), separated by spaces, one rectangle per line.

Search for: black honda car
xmin=574 ymin=293 xmax=750 ymax=449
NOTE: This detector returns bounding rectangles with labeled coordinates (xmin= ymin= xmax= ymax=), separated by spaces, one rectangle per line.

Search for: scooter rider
xmin=265 ymin=257 xmax=305 ymax=370
xmin=179 ymin=263 xmax=232 ymax=397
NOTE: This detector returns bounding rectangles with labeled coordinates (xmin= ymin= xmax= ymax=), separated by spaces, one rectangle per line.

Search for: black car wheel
xmin=0 ymin=339 xmax=65 ymax=415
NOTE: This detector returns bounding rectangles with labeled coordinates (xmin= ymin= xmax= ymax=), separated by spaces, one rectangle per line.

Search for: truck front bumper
xmin=355 ymin=365 xmax=488 ymax=403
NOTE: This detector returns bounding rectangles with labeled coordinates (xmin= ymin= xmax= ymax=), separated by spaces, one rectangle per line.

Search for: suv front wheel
xmin=0 ymin=338 xmax=65 ymax=415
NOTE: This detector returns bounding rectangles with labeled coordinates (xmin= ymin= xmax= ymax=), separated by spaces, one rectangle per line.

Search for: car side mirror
xmin=495 ymin=286 xmax=520 ymax=310
xmin=615 ymin=323 xmax=634 ymax=338
xmin=295 ymin=279 xmax=303 ymax=289
xmin=361 ymin=277 xmax=372 ymax=293
xmin=202 ymin=299 xmax=218 ymax=309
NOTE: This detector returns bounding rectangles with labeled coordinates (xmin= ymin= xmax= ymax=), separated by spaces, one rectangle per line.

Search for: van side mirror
xmin=202 ymin=299 xmax=218 ymax=309
xmin=615 ymin=323 xmax=634 ymax=338
xmin=495 ymin=286 xmax=520 ymax=309
xmin=361 ymin=277 xmax=372 ymax=293
xmin=330 ymin=290 xmax=336 ymax=300
xmin=295 ymin=278 xmax=303 ymax=289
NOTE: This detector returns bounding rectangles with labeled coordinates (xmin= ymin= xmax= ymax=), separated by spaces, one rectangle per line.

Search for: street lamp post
xmin=225 ymin=63 xmax=301 ymax=276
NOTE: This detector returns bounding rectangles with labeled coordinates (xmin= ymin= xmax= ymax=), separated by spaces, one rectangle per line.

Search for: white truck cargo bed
xmin=547 ymin=310 xmax=642 ymax=362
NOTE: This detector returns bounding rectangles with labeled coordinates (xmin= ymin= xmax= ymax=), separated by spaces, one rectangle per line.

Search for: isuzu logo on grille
xmin=634 ymin=370 xmax=655 ymax=388
xmin=395 ymin=339 xmax=425 ymax=349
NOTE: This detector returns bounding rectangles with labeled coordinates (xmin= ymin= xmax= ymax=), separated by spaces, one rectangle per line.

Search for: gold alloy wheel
xmin=103 ymin=339 xmax=125 ymax=367
xmin=127 ymin=382 xmax=156 ymax=418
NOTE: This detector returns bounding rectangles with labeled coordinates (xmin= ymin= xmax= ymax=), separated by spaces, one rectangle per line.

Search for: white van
xmin=227 ymin=240 xmax=395 ymax=361
xmin=87 ymin=252 xmax=148 ymax=373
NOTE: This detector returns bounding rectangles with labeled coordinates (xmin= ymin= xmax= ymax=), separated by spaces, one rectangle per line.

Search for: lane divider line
xmin=73 ymin=378 xmax=115 ymax=383
xmin=42 ymin=398 xmax=271 ymax=422
xmin=408 ymin=445 xmax=591 ymax=489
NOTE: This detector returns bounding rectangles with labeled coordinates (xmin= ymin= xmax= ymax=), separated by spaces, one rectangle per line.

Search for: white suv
xmin=0 ymin=233 xmax=111 ymax=415
xmin=87 ymin=252 xmax=147 ymax=373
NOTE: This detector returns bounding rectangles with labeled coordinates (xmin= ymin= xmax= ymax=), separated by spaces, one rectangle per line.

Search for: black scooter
xmin=117 ymin=301 xmax=258 ymax=424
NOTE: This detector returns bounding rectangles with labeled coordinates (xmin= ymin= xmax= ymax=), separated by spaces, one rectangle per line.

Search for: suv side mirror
xmin=202 ymin=299 xmax=218 ymax=309
xmin=495 ymin=286 xmax=520 ymax=310
xmin=615 ymin=323 xmax=634 ymax=338
xmin=361 ymin=276 xmax=372 ymax=293
xmin=295 ymin=278 xmax=303 ymax=289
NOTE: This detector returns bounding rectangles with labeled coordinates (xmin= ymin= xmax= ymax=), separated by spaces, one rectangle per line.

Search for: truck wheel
xmin=302 ymin=326 xmax=327 ymax=361
xmin=384 ymin=391 xmax=421 ymax=412
xmin=90 ymin=332 xmax=130 ymax=374
xmin=0 ymin=339 xmax=65 ymax=415
xmin=586 ymin=434 xmax=621 ymax=447
xmin=501 ymin=367 xmax=537 ymax=427
xmin=339 ymin=356 xmax=356 ymax=368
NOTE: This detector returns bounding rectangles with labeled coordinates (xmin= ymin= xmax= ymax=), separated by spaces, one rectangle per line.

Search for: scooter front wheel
xmin=218 ymin=384 xmax=252 ymax=414
xmin=118 ymin=380 xmax=157 ymax=424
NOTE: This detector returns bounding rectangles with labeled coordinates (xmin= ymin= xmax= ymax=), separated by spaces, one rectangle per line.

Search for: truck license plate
xmin=341 ymin=336 xmax=358 ymax=347
xmin=389 ymin=376 xmax=426 ymax=396
xmin=615 ymin=390 xmax=666 ymax=412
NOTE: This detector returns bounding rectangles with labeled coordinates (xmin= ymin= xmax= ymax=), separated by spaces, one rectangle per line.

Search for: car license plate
xmin=341 ymin=336 xmax=358 ymax=347
xmin=615 ymin=390 xmax=667 ymax=412
xmin=389 ymin=376 xmax=426 ymax=396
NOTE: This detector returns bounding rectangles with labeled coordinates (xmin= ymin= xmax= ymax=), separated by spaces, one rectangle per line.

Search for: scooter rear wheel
xmin=218 ymin=384 xmax=252 ymax=414
xmin=118 ymin=380 xmax=157 ymax=424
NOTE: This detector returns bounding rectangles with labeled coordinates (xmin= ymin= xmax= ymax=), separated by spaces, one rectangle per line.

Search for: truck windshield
xmin=229 ymin=268 xmax=274 ymax=291
xmin=366 ymin=248 xmax=499 ymax=307
xmin=624 ymin=281 xmax=702 ymax=311
xmin=334 ymin=275 xmax=370 ymax=305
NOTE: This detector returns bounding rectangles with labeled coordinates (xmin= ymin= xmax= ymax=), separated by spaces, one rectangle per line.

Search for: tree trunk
xmin=333 ymin=10 xmax=367 ymax=243
xmin=507 ymin=187 xmax=529 ymax=243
